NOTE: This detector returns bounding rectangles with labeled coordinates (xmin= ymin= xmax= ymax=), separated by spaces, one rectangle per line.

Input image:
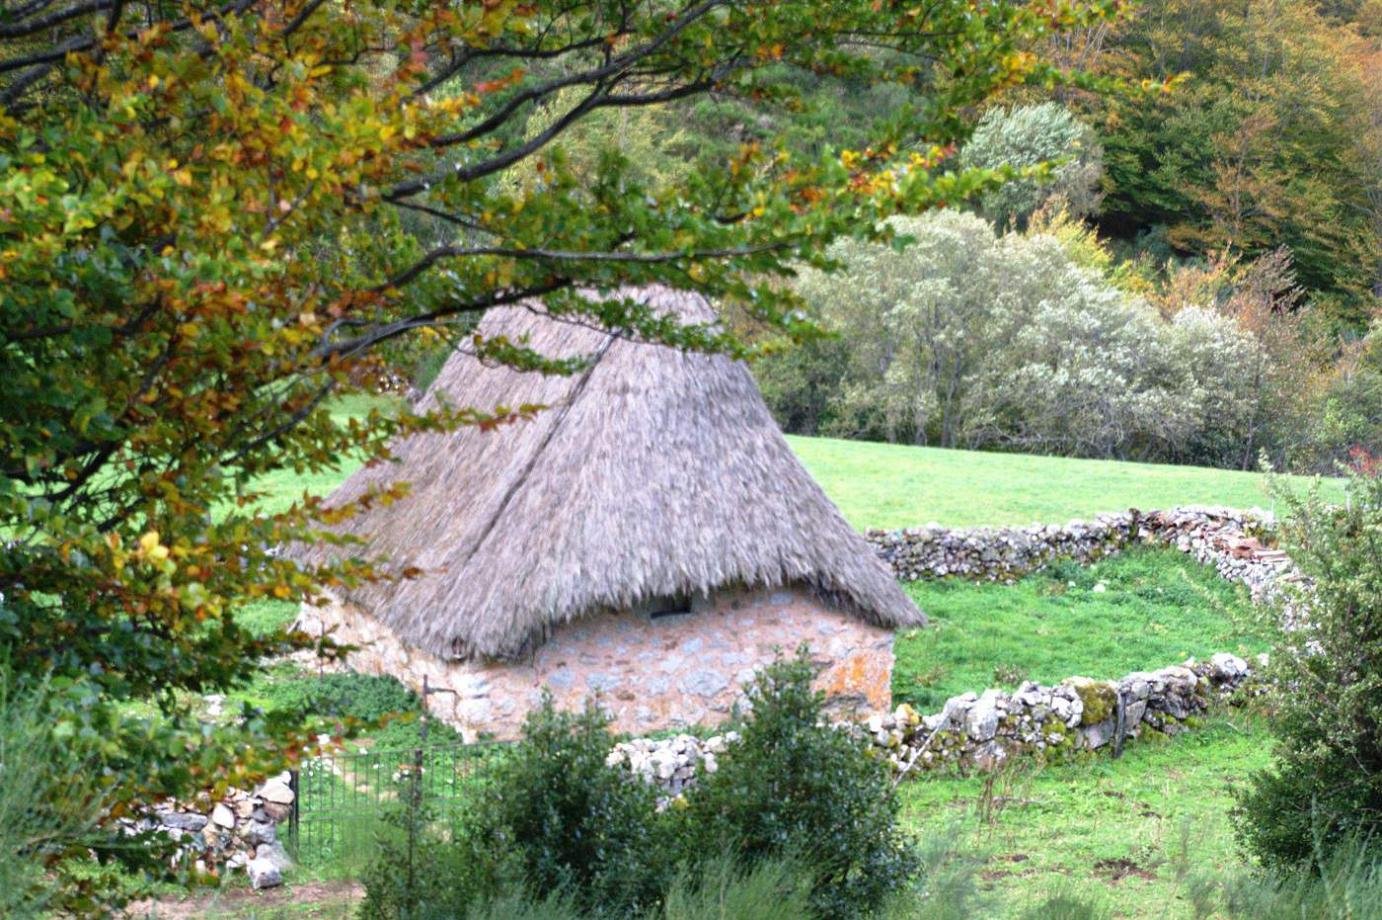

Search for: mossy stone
xmin=1065 ymin=677 xmax=1118 ymax=727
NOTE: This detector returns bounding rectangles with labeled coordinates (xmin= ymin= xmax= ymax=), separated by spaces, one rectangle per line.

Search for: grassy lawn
xmin=899 ymin=711 xmax=1272 ymax=919
xmin=238 ymin=395 xmax=1342 ymax=531
xmin=893 ymin=547 xmax=1269 ymax=710
xmin=788 ymin=434 xmax=1342 ymax=530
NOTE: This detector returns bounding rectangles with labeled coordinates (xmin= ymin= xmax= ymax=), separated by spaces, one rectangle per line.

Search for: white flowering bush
xmin=789 ymin=211 xmax=1277 ymax=464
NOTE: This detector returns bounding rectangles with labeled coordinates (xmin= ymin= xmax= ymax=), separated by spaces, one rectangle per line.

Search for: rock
xmin=260 ymin=781 xmax=294 ymax=806
xmin=243 ymin=820 xmax=276 ymax=847
xmin=1124 ymin=699 xmax=1147 ymax=726
xmin=1080 ymin=718 xmax=1118 ymax=749
xmin=159 ymin=811 xmax=208 ymax=833
xmin=965 ymin=691 xmax=1001 ymax=742
xmin=211 ymin=804 xmax=235 ymax=829
xmin=1210 ymin=652 xmax=1249 ymax=683
xmin=247 ymin=856 xmax=283 ymax=890
xmin=257 ymin=840 xmax=293 ymax=867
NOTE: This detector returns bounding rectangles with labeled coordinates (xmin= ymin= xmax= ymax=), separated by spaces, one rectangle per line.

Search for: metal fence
xmin=284 ymin=742 xmax=499 ymax=866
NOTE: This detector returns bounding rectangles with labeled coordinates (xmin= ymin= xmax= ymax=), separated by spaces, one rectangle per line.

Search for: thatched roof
xmin=301 ymin=287 xmax=923 ymax=660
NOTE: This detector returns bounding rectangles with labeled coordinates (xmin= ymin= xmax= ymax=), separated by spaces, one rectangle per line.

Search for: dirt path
xmin=129 ymin=880 xmax=363 ymax=919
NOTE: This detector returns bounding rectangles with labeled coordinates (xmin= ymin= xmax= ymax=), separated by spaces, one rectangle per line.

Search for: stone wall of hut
xmin=294 ymin=585 xmax=895 ymax=740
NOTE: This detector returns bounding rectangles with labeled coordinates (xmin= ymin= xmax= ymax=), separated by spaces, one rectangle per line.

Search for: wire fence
xmin=285 ymin=741 xmax=500 ymax=867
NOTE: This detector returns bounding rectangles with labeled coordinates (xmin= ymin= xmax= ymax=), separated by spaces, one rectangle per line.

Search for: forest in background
xmin=443 ymin=0 xmax=1382 ymax=473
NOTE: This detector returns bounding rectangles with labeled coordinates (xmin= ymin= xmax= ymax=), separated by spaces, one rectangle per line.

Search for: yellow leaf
xmin=139 ymin=531 xmax=161 ymax=553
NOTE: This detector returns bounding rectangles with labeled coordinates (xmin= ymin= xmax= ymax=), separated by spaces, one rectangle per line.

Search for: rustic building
xmin=294 ymin=288 xmax=923 ymax=740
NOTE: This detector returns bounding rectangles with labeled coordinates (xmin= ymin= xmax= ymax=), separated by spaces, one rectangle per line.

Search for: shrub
xmin=359 ymin=651 xmax=922 ymax=919
xmin=679 ymin=648 xmax=921 ymax=918
xmin=660 ymin=855 xmax=815 ymax=920
xmin=1235 ymin=471 xmax=1382 ymax=866
xmin=780 ymin=209 xmax=1326 ymax=470
xmin=264 ymin=673 xmax=419 ymax=724
xmin=0 ymin=672 xmax=111 ymax=919
xmin=1220 ymin=836 xmax=1382 ymax=919
xmin=361 ymin=697 xmax=673 ymax=919
xmin=356 ymin=799 xmax=496 ymax=920
xmin=474 ymin=698 xmax=674 ymax=916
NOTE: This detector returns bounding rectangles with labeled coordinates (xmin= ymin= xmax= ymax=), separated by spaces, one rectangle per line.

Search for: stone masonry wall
xmin=126 ymin=773 xmax=296 ymax=889
xmin=867 ymin=506 xmax=1299 ymax=605
xmin=294 ymin=585 xmax=895 ymax=741
xmin=604 ymin=652 xmax=1260 ymax=800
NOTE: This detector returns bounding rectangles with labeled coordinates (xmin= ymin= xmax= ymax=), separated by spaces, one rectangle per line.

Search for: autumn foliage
xmin=0 ymin=0 xmax=1117 ymax=908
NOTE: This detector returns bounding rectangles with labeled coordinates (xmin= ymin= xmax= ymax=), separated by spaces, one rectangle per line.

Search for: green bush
xmin=357 ymin=799 xmax=496 ymax=920
xmin=358 ymin=651 xmax=922 ymax=919
xmin=361 ymin=697 xmax=672 ymax=919
xmin=474 ymin=698 xmax=674 ymax=916
xmin=1220 ymin=836 xmax=1382 ymax=919
xmin=660 ymin=855 xmax=815 ymax=920
xmin=264 ymin=672 xmax=419 ymax=724
xmin=958 ymin=102 xmax=1103 ymax=230
xmin=0 ymin=671 xmax=113 ymax=919
xmin=679 ymin=648 xmax=920 ymax=918
xmin=1235 ymin=471 xmax=1382 ymax=866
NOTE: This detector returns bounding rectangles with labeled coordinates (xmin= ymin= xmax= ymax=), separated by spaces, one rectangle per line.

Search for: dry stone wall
xmin=604 ymin=653 xmax=1259 ymax=799
xmin=127 ymin=773 xmax=296 ymax=889
xmin=869 ymin=652 xmax=1255 ymax=775
xmin=867 ymin=506 xmax=1299 ymax=604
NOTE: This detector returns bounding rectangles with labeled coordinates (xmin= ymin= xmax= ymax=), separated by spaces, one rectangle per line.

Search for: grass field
xmin=788 ymin=434 xmax=1342 ymax=530
xmin=900 ymin=711 xmax=1273 ymax=919
xmin=894 ymin=547 xmax=1269 ymax=709
xmin=243 ymin=396 xmax=1342 ymax=530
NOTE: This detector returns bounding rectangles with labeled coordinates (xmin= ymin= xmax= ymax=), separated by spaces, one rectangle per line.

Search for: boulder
xmin=211 ymin=803 xmax=236 ymax=829
xmin=260 ymin=781 xmax=294 ymax=806
xmin=248 ymin=840 xmax=292 ymax=890
xmin=247 ymin=857 xmax=283 ymax=890
xmin=965 ymin=690 xmax=1002 ymax=742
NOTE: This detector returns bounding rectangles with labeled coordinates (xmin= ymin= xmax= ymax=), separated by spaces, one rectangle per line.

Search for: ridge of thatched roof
xmin=299 ymin=287 xmax=923 ymax=660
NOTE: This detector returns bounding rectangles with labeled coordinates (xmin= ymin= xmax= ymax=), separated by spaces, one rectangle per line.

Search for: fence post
xmin=287 ymin=768 xmax=300 ymax=858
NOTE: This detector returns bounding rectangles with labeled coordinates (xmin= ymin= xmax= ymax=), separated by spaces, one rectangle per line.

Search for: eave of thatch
xmin=297 ymin=287 xmax=923 ymax=660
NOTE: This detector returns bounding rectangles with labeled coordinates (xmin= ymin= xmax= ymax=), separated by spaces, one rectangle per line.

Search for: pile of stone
xmin=130 ymin=772 xmax=296 ymax=889
xmin=867 ymin=506 xmax=1301 ymax=606
xmin=605 ymin=732 xmax=737 ymax=806
xmin=867 ymin=652 xmax=1256 ymax=775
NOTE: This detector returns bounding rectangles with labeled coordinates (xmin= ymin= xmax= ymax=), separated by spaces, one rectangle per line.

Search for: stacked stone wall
xmin=867 ymin=506 xmax=1298 ymax=605
xmin=605 ymin=653 xmax=1259 ymax=799
xmin=294 ymin=585 xmax=895 ymax=741
xmin=127 ymin=773 xmax=296 ymax=889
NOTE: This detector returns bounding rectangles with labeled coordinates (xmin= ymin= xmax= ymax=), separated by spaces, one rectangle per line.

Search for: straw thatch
xmin=301 ymin=287 xmax=923 ymax=661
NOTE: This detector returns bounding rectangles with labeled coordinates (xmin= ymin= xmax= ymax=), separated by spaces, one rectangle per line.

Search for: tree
xmin=1236 ymin=469 xmax=1382 ymax=867
xmin=1089 ymin=0 xmax=1380 ymax=324
xmin=958 ymin=102 xmax=1104 ymax=230
xmin=0 ymin=0 xmax=1116 ymax=908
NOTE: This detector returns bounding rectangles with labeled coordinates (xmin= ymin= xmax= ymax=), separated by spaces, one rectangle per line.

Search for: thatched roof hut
xmin=303 ymin=287 xmax=922 ymax=664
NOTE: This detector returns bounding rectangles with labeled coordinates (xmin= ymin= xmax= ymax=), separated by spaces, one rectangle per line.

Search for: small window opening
xmin=647 ymin=594 xmax=693 ymax=620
